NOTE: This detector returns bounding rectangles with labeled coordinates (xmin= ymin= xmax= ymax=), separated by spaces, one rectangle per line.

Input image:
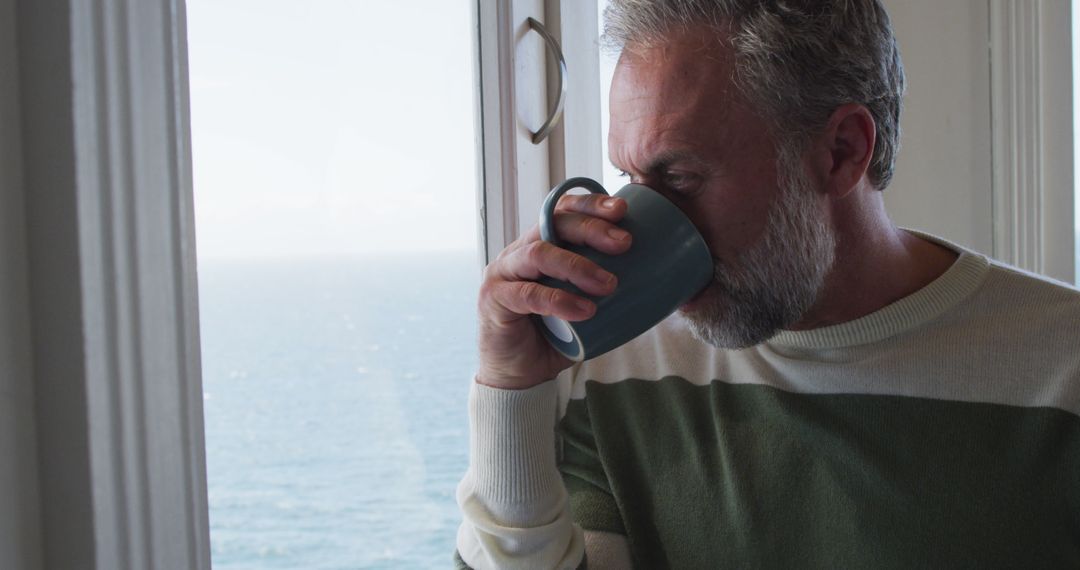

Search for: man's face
xmin=608 ymin=30 xmax=836 ymax=347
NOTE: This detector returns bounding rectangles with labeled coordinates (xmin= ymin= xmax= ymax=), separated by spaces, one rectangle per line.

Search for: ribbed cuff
xmin=467 ymin=379 xmax=563 ymax=511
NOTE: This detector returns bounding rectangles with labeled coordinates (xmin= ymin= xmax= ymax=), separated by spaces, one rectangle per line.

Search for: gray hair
xmin=603 ymin=0 xmax=906 ymax=190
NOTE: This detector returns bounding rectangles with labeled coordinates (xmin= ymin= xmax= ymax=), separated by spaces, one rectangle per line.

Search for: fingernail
xmin=603 ymin=198 xmax=619 ymax=209
xmin=607 ymin=228 xmax=630 ymax=241
xmin=575 ymin=299 xmax=593 ymax=312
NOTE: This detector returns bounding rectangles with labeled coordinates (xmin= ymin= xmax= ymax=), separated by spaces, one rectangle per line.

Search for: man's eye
xmin=663 ymin=172 xmax=700 ymax=190
xmin=617 ymin=170 xmax=630 ymax=178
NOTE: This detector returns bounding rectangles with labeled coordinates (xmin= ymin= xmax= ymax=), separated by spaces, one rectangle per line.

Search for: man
xmin=456 ymin=0 xmax=1080 ymax=568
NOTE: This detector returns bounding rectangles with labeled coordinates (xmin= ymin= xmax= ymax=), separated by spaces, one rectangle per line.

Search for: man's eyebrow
xmin=609 ymin=149 xmax=704 ymax=175
xmin=642 ymin=149 xmax=703 ymax=174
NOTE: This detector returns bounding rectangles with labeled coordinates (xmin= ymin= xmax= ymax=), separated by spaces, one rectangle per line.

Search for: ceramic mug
xmin=533 ymin=176 xmax=713 ymax=361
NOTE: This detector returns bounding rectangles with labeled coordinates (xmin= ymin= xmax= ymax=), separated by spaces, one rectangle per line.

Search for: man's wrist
xmin=465 ymin=378 xmax=564 ymax=511
xmin=475 ymin=369 xmax=551 ymax=391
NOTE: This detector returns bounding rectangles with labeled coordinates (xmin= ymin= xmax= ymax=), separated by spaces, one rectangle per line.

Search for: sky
xmin=187 ymin=0 xmax=480 ymax=259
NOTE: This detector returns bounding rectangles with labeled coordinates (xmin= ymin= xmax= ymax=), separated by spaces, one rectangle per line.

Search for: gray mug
xmin=533 ymin=176 xmax=713 ymax=361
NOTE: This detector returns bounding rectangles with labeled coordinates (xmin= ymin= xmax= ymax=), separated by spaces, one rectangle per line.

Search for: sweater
xmin=455 ymin=236 xmax=1080 ymax=569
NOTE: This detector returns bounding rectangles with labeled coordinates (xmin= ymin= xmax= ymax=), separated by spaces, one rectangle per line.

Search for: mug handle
xmin=539 ymin=177 xmax=609 ymax=248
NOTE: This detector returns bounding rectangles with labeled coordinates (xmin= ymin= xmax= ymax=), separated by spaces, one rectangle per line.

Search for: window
xmin=187 ymin=2 xmax=479 ymax=567
xmin=597 ymin=0 xmax=619 ymax=191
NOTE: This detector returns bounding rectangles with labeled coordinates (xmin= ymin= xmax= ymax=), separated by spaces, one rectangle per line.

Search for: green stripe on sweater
xmin=557 ymin=376 xmax=1080 ymax=569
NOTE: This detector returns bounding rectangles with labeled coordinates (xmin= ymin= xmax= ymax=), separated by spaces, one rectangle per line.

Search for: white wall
xmin=0 ymin=0 xmax=43 ymax=567
xmin=884 ymin=0 xmax=994 ymax=254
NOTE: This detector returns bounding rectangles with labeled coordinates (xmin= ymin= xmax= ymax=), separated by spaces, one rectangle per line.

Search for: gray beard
xmin=679 ymin=156 xmax=837 ymax=349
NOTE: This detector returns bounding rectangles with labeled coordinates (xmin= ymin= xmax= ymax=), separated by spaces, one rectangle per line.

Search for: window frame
xmin=474 ymin=0 xmax=603 ymax=262
xmin=13 ymin=0 xmax=210 ymax=568
xmin=989 ymin=0 xmax=1076 ymax=284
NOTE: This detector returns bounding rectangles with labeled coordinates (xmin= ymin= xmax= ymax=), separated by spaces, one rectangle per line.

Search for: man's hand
xmin=476 ymin=192 xmax=633 ymax=390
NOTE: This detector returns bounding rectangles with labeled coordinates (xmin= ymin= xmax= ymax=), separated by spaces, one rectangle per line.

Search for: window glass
xmin=187 ymin=2 xmax=479 ymax=567
xmin=598 ymin=0 xmax=621 ymax=190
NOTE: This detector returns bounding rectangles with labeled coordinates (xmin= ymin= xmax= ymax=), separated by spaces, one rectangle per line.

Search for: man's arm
xmin=455 ymin=380 xmax=584 ymax=569
xmin=584 ymin=531 xmax=633 ymax=568
xmin=458 ymin=191 xmax=632 ymax=568
xmin=454 ymin=532 xmax=632 ymax=570
xmin=454 ymin=380 xmax=632 ymax=569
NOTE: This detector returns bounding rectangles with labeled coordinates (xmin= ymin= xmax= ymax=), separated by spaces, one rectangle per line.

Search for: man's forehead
xmin=606 ymin=28 xmax=778 ymax=176
xmin=609 ymin=31 xmax=740 ymax=155
xmin=607 ymin=104 xmax=727 ymax=176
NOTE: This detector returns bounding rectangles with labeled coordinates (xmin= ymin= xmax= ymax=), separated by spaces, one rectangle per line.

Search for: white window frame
xmin=989 ymin=0 xmax=1076 ymax=284
xmin=474 ymin=0 xmax=604 ymax=261
xmin=1 ymin=0 xmax=40 ymax=567
xmin=10 ymin=0 xmax=210 ymax=568
xmin=5 ymin=1 xmax=1076 ymax=569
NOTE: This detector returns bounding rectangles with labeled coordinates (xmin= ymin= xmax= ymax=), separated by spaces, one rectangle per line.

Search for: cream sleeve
xmin=455 ymin=380 xmax=586 ymax=570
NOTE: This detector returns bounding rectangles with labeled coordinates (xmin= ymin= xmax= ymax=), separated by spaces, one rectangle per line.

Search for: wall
xmin=0 ymin=0 xmax=43 ymax=567
xmin=883 ymin=0 xmax=994 ymax=254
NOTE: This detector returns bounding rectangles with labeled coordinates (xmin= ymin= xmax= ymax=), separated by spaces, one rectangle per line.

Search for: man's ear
xmin=810 ymin=103 xmax=876 ymax=199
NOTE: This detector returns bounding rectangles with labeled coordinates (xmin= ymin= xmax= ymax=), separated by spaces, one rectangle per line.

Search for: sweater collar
xmin=767 ymin=232 xmax=990 ymax=350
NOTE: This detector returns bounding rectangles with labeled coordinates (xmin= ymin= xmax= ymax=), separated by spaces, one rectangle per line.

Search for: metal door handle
xmin=526 ymin=17 xmax=567 ymax=144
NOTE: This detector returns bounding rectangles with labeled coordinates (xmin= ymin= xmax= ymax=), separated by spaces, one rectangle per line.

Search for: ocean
xmin=198 ymin=252 xmax=481 ymax=569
